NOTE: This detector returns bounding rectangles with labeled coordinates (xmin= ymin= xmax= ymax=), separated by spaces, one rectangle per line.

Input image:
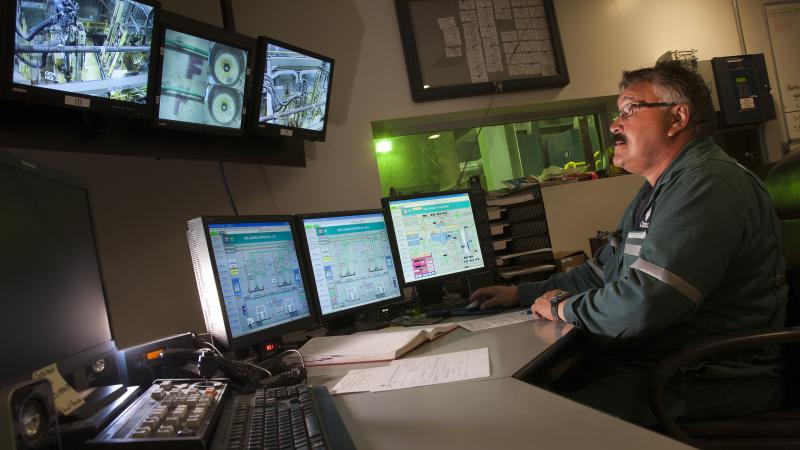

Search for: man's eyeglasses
xmin=616 ymin=102 xmax=676 ymax=121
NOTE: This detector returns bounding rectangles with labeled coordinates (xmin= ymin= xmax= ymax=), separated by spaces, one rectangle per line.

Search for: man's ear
xmin=667 ymin=104 xmax=690 ymax=136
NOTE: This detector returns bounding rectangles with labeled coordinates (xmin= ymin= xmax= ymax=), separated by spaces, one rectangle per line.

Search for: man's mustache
xmin=613 ymin=133 xmax=627 ymax=145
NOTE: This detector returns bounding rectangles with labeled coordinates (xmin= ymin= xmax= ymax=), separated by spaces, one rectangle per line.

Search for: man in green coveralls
xmin=471 ymin=61 xmax=788 ymax=426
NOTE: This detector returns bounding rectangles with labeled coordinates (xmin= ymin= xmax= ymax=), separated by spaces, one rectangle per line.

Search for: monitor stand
xmin=325 ymin=314 xmax=388 ymax=336
xmin=416 ymin=282 xmax=444 ymax=307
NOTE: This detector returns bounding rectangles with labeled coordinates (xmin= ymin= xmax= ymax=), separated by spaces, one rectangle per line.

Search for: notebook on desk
xmin=299 ymin=324 xmax=458 ymax=366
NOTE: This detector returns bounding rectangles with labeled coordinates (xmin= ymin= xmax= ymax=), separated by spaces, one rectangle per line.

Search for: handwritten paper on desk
xmin=32 ymin=363 xmax=85 ymax=415
xmin=330 ymin=348 xmax=490 ymax=395
xmin=330 ymin=367 xmax=389 ymax=395
xmin=373 ymin=347 xmax=490 ymax=391
xmin=458 ymin=310 xmax=534 ymax=332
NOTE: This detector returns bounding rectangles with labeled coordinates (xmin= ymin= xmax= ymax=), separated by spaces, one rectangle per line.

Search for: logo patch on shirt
xmin=639 ymin=207 xmax=652 ymax=229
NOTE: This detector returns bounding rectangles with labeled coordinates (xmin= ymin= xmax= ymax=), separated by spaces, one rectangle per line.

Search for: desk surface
xmin=306 ymin=318 xmax=693 ymax=450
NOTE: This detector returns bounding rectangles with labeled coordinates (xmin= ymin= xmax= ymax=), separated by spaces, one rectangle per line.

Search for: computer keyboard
xmin=211 ymin=384 xmax=355 ymax=450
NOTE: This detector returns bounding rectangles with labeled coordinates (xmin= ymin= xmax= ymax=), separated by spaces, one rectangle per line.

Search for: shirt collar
xmin=652 ymin=135 xmax=715 ymax=190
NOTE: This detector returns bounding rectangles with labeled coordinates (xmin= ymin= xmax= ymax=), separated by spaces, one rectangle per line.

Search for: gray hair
xmin=619 ymin=61 xmax=716 ymax=135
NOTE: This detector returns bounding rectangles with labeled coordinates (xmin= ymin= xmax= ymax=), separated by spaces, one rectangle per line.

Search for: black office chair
xmin=649 ymin=150 xmax=800 ymax=449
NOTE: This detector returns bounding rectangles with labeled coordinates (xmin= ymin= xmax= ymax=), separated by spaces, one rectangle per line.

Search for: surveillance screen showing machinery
xmin=158 ymin=29 xmax=247 ymax=129
xmin=13 ymin=0 xmax=155 ymax=103
xmin=388 ymin=193 xmax=485 ymax=282
xmin=302 ymin=213 xmax=401 ymax=316
xmin=207 ymin=222 xmax=311 ymax=339
xmin=259 ymin=43 xmax=331 ymax=131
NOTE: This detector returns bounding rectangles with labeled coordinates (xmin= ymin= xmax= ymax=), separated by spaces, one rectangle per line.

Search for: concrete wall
xmin=8 ymin=0 xmax=784 ymax=347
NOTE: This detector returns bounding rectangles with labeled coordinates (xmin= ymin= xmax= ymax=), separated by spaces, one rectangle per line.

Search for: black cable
xmin=454 ymin=81 xmax=503 ymax=190
xmin=453 ymin=40 xmax=522 ymax=190
xmin=218 ymin=161 xmax=239 ymax=215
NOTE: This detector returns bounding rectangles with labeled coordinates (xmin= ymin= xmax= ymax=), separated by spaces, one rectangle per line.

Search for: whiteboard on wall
xmin=765 ymin=2 xmax=800 ymax=140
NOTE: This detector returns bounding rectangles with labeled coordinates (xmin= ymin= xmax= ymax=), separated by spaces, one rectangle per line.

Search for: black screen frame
xmin=0 ymin=148 xmax=115 ymax=384
xmin=153 ymin=11 xmax=255 ymax=137
xmin=0 ymin=0 xmax=161 ymax=119
xmin=294 ymin=209 xmax=404 ymax=324
xmin=248 ymin=35 xmax=334 ymax=142
xmin=198 ymin=215 xmax=316 ymax=352
xmin=381 ymin=189 xmax=490 ymax=287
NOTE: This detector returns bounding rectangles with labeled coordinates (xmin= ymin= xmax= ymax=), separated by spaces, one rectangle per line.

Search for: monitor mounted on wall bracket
xmin=0 ymin=0 xmax=161 ymax=119
xmin=154 ymin=10 xmax=254 ymax=136
xmin=249 ymin=36 xmax=334 ymax=142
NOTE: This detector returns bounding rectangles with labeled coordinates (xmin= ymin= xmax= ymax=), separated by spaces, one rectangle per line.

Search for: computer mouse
xmin=465 ymin=295 xmax=491 ymax=312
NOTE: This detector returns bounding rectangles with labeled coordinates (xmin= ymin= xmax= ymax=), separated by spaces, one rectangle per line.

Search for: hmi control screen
xmin=207 ymin=221 xmax=310 ymax=338
xmin=387 ymin=193 xmax=485 ymax=282
xmin=302 ymin=213 xmax=401 ymax=316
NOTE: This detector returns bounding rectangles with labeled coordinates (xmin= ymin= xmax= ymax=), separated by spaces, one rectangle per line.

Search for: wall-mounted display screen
xmin=259 ymin=43 xmax=331 ymax=131
xmin=11 ymin=0 xmax=156 ymax=105
xmin=250 ymin=36 xmax=334 ymax=141
xmin=157 ymin=28 xmax=248 ymax=129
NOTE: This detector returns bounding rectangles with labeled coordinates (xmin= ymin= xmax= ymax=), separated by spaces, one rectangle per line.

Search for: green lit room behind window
xmin=375 ymin=114 xmax=612 ymax=196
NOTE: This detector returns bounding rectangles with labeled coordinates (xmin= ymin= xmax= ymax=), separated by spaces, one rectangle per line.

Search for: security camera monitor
xmin=382 ymin=191 xmax=487 ymax=286
xmin=3 ymin=0 xmax=159 ymax=118
xmin=250 ymin=36 xmax=334 ymax=142
xmin=296 ymin=210 xmax=402 ymax=334
xmin=186 ymin=216 xmax=314 ymax=352
xmin=155 ymin=12 xmax=253 ymax=135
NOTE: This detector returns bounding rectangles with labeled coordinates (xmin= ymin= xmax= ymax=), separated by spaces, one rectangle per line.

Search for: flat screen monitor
xmin=186 ymin=216 xmax=314 ymax=352
xmin=296 ymin=211 xmax=402 ymax=332
xmin=0 ymin=149 xmax=113 ymax=384
xmin=155 ymin=12 xmax=253 ymax=135
xmin=249 ymin=36 xmax=334 ymax=142
xmin=382 ymin=191 xmax=487 ymax=286
xmin=2 ymin=0 xmax=159 ymax=118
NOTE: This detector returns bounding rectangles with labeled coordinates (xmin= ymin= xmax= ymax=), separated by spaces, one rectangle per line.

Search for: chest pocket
xmin=622 ymin=230 xmax=646 ymax=269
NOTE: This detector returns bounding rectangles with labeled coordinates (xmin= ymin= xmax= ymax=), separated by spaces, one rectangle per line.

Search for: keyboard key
xmin=304 ymin=415 xmax=321 ymax=438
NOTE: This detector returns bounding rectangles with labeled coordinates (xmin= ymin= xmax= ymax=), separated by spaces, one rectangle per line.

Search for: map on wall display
xmin=388 ymin=193 xmax=485 ymax=282
xmin=303 ymin=214 xmax=401 ymax=316
xmin=208 ymin=222 xmax=310 ymax=338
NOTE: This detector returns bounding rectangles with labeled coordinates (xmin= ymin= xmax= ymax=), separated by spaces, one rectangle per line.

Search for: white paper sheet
xmin=443 ymin=27 xmax=463 ymax=46
xmin=330 ymin=367 xmax=390 ymax=395
xmin=460 ymin=9 xmax=478 ymax=22
xmin=438 ymin=15 xmax=457 ymax=28
xmin=445 ymin=46 xmax=463 ymax=58
xmin=458 ymin=310 xmax=534 ymax=332
xmin=330 ymin=348 xmax=491 ymax=394
xmin=372 ymin=348 xmax=490 ymax=391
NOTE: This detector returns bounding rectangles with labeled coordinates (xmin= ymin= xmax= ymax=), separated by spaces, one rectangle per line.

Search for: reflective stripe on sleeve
xmin=624 ymin=243 xmax=641 ymax=256
xmin=630 ymin=257 xmax=703 ymax=304
xmin=627 ymin=231 xmax=647 ymax=239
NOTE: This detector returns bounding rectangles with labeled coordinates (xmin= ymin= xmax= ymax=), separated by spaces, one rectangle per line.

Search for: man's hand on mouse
xmin=468 ymin=285 xmax=519 ymax=310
